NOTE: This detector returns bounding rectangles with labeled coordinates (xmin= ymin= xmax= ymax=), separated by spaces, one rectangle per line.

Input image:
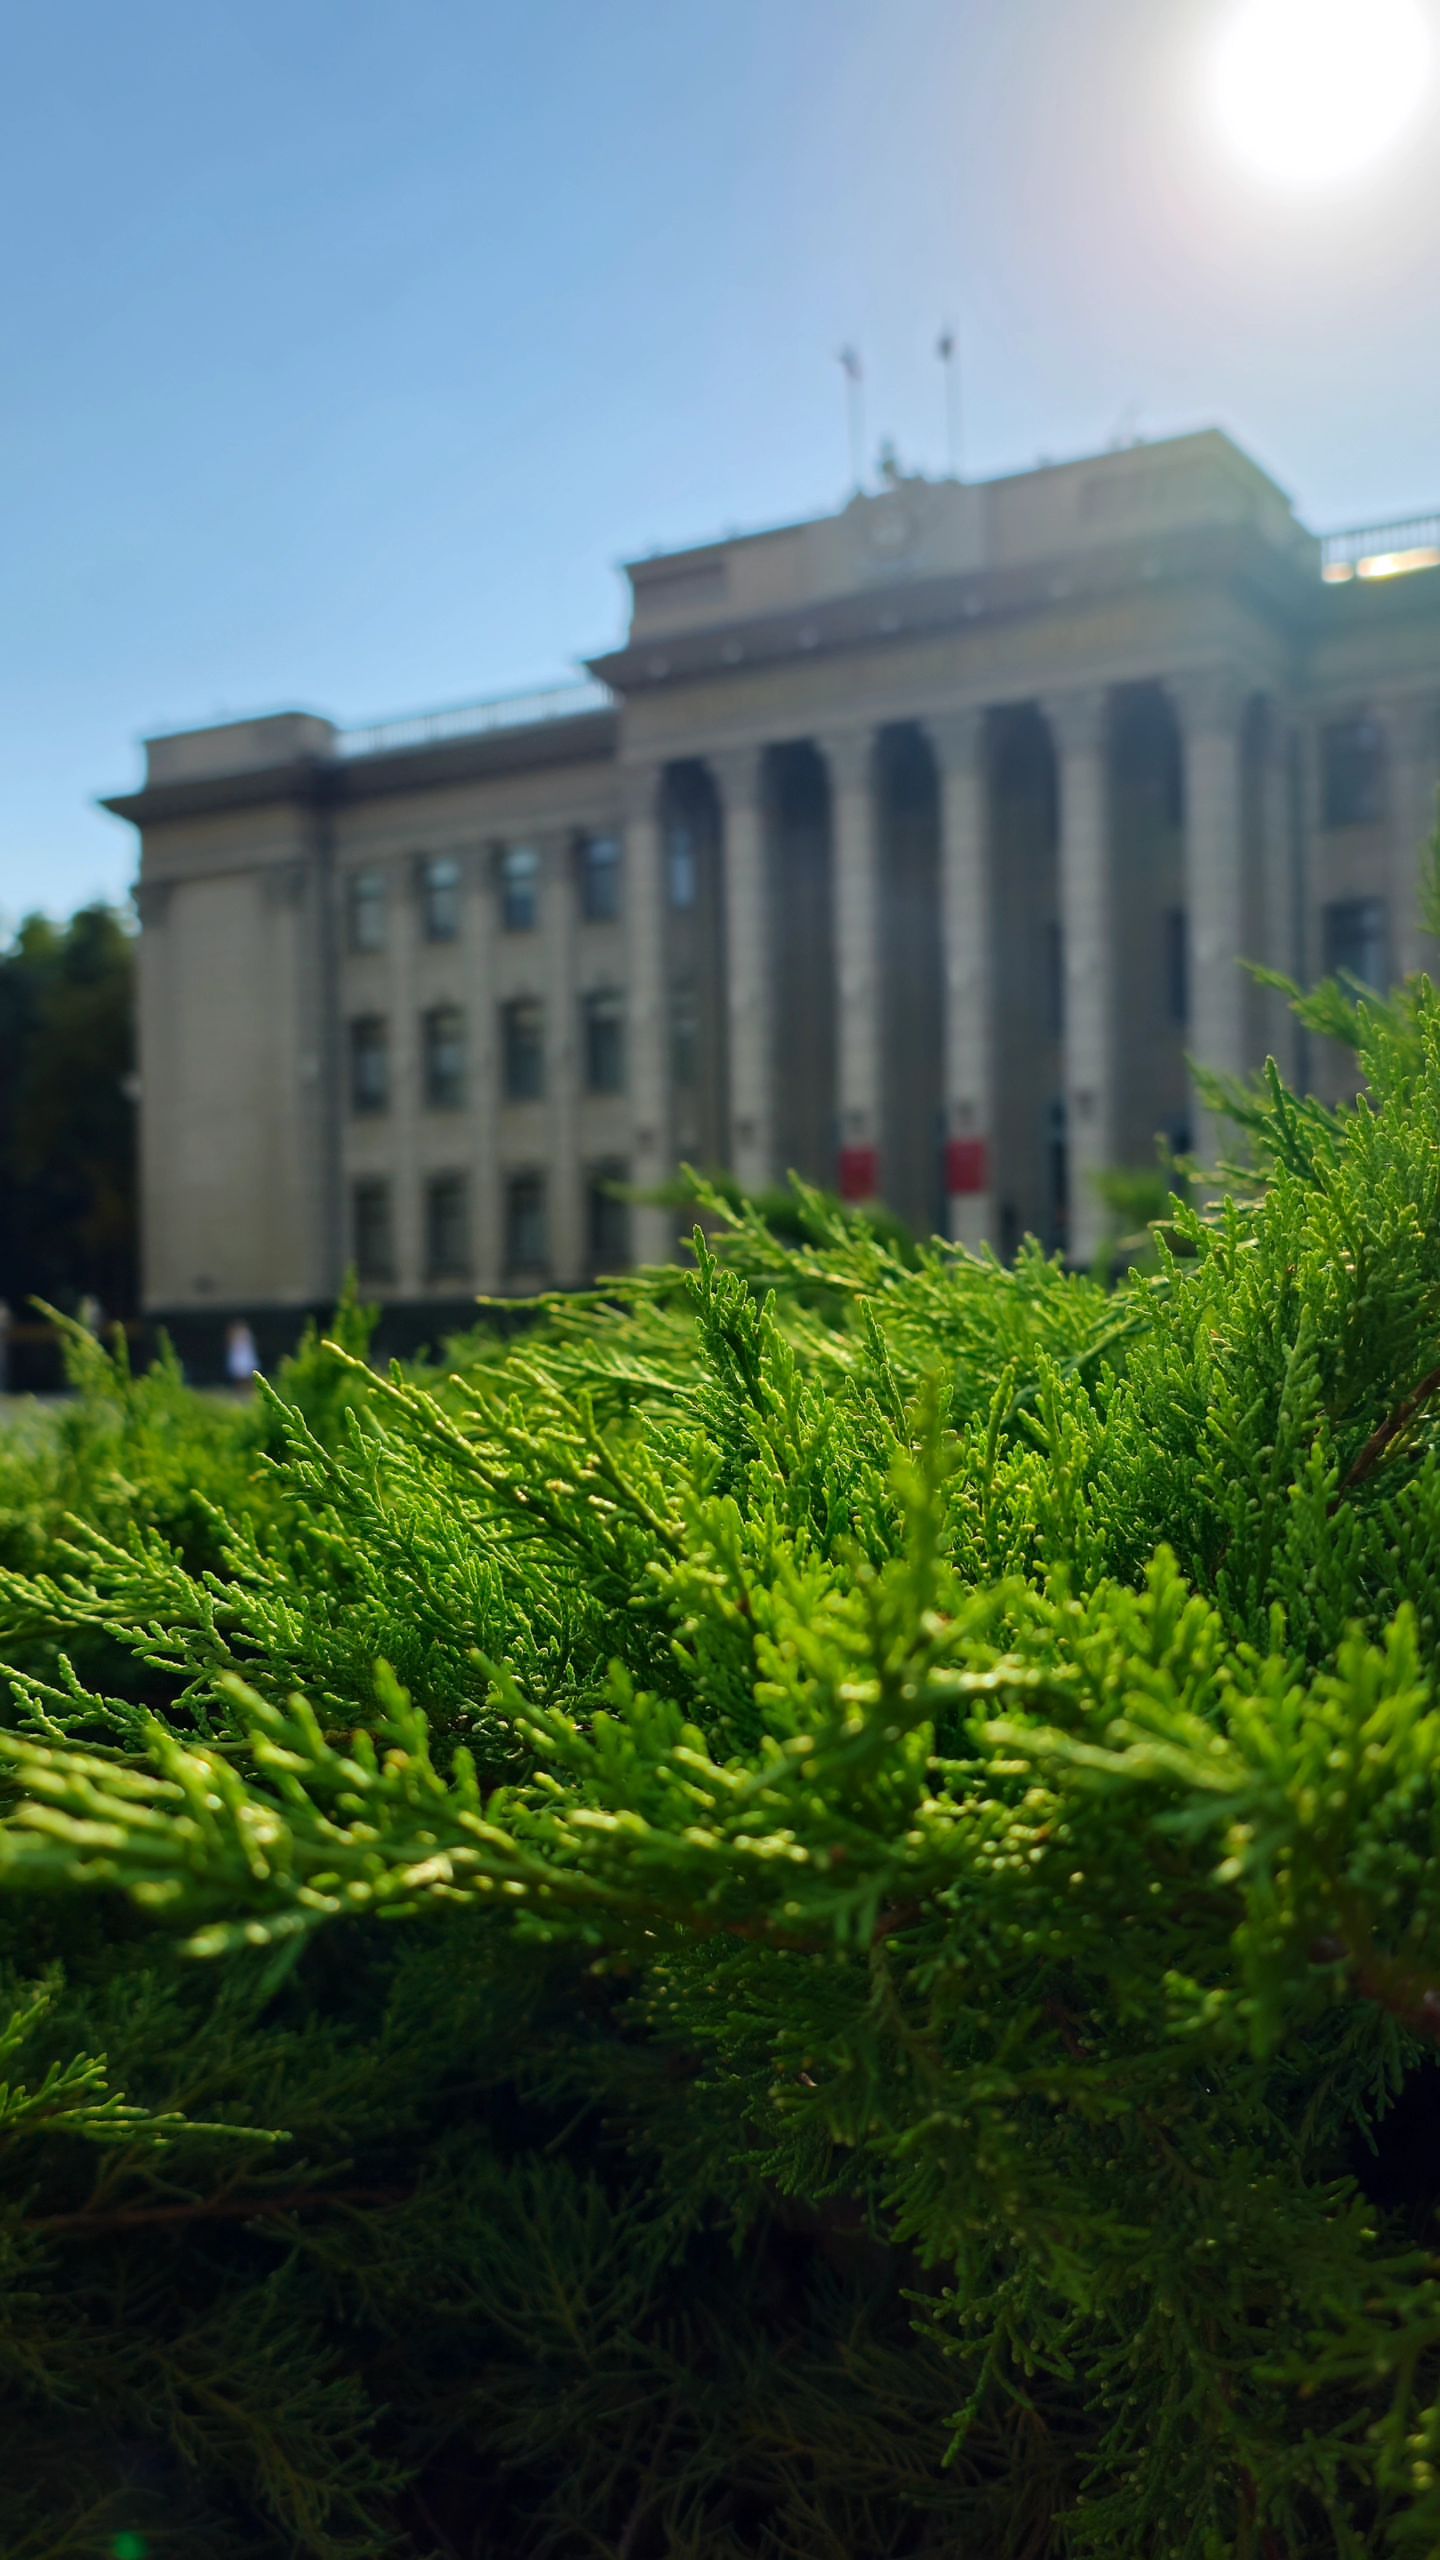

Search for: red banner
xmin=838 ymin=1144 xmax=879 ymax=1202
xmin=945 ymin=1137 xmax=989 ymax=1197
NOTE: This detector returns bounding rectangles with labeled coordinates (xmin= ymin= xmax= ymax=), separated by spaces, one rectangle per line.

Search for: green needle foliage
xmin=7 ymin=960 xmax=1440 ymax=2552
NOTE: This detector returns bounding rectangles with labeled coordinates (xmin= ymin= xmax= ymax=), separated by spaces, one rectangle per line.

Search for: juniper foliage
xmin=5 ymin=970 xmax=1440 ymax=2552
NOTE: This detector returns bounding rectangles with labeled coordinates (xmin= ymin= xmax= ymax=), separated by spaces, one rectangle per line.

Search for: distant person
xmin=77 ymin=1292 xmax=103 ymax=1336
xmin=225 ymin=1319 xmax=260 ymax=1393
xmin=0 ymin=1302 xmax=10 ymax=1397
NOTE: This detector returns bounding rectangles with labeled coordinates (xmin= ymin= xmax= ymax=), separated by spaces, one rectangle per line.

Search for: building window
xmin=420 ymin=854 xmax=463 ymax=943
xmin=348 ymin=1014 xmax=389 ymax=1114
xmin=671 ymin=979 xmax=698 ymax=1089
xmin=1323 ymin=896 xmax=1389 ymax=991
xmin=499 ymin=843 xmax=540 ymax=931
xmin=586 ymin=1162 xmax=631 ymax=1273
xmin=1321 ymin=718 xmax=1386 ymax=828
xmin=578 ymin=832 xmax=621 ymax=923
xmin=422 ymin=1004 xmax=466 ymax=1109
xmin=424 ymin=1173 xmax=469 ymax=1281
xmin=351 ymin=1178 xmax=393 ymax=1282
xmin=347 ymin=868 xmax=386 ymax=954
xmin=582 ymin=988 xmax=626 ymax=1094
xmin=501 ymin=997 xmax=545 ymax=1101
xmin=666 ymin=821 xmax=697 ymax=911
xmin=1164 ymin=907 xmax=1189 ymax=1026
xmin=504 ymin=1170 xmax=548 ymax=1277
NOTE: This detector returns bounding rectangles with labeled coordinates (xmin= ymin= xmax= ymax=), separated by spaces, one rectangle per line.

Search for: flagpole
xmin=937 ymin=327 xmax=960 ymax=479
xmin=837 ymin=348 xmax=865 ymax=492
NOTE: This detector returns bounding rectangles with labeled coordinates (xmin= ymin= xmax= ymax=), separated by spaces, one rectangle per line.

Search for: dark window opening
xmin=502 ymin=998 xmax=545 ymax=1101
xmin=1323 ymin=896 xmax=1389 ymax=991
xmin=424 ymin=1173 xmax=469 ymax=1281
xmin=582 ymin=988 xmax=625 ymax=1095
xmin=499 ymin=844 xmax=540 ymax=932
xmin=586 ymin=1162 xmax=631 ymax=1272
xmin=422 ymin=1004 xmax=466 ymax=1109
xmin=666 ymin=822 xmax=697 ymax=911
xmin=504 ymin=1171 xmax=548 ymax=1277
xmin=352 ymin=1178 xmax=393 ymax=1281
xmin=420 ymin=854 xmax=462 ymax=943
xmin=578 ymin=833 xmax=621 ymax=923
xmin=347 ymin=869 xmax=386 ymax=953
xmin=348 ymin=1015 xmax=388 ymax=1114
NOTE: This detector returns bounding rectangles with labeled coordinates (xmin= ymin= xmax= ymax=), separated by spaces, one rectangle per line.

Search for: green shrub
xmin=4 ymin=972 xmax=1440 ymax=2552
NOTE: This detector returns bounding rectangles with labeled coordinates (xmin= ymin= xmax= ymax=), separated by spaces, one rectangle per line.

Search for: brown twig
xmin=1333 ymin=1361 xmax=1440 ymax=1505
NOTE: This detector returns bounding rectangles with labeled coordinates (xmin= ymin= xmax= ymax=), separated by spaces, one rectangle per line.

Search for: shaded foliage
xmin=4 ymin=971 xmax=1440 ymax=2550
xmin=0 ymin=904 xmax=137 ymax=1317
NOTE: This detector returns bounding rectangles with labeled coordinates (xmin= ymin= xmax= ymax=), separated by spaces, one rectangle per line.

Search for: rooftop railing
xmin=337 ymin=677 xmax=615 ymax=760
xmin=1320 ymin=513 xmax=1440 ymax=583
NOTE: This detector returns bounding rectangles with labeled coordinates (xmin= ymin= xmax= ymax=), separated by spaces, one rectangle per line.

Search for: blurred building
xmin=104 ymin=428 xmax=1440 ymax=1339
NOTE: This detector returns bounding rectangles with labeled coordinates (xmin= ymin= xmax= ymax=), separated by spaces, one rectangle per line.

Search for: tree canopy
xmin=0 ymin=903 xmax=136 ymax=1318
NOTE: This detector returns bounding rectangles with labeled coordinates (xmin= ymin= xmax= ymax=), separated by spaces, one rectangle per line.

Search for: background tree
xmin=0 ymin=904 xmax=136 ymax=1318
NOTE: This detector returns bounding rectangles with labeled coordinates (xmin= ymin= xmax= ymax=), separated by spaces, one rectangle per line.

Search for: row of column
xmin=622 ymin=673 xmax=1257 ymax=1267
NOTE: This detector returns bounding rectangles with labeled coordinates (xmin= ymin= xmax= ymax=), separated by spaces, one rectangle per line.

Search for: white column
xmin=621 ymin=763 xmax=674 ymax=1265
xmin=1043 ymin=687 xmax=1116 ymax=1269
xmin=1174 ymin=671 xmax=1247 ymax=1172
xmin=928 ymin=708 xmax=996 ymax=1251
xmin=819 ymin=726 xmax=882 ymax=1200
xmin=1384 ymin=694 xmax=1440 ymax=979
xmin=710 ymin=745 xmax=772 ymax=1197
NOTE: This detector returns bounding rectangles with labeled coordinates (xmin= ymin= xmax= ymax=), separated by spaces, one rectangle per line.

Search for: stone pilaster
xmin=819 ymin=726 xmax=882 ymax=1201
xmin=1174 ymin=670 xmax=1249 ymax=1172
xmin=1383 ymin=693 xmax=1440 ymax=978
xmin=710 ymin=745 xmax=772 ymax=1199
xmin=927 ymin=708 xmax=995 ymax=1251
xmin=621 ymin=763 xmax=674 ymax=1265
xmin=1043 ymin=686 xmax=1116 ymax=1269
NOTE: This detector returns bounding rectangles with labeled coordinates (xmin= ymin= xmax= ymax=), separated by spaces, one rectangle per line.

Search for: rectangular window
xmin=498 ymin=844 xmax=540 ymax=932
xmin=578 ymin=832 xmax=621 ymax=923
xmin=586 ymin=1162 xmax=631 ymax=1273
xmin=504 ymin=1170 xmax=548 ymax=1278
xmin=1164 ymin=907 xmax=1189 ymax=1026
xmin=666 ymin=822 xmax=697 ymax=912
xmin=348 ymin=1014 xmax=389 ymax=1114
xmin=351 ymin=1178 xmax=393 ymax=1282
xmin=671 ymin=979 xmax=699 ymax=1089
xmin=502 ymin=998 xmax=545 ymax=1101
xmin=1323 ymin=896 xmax=1389 ymax=991
xmin=424 ymin=1173 xmax=469 ymax=1281
xmin=422 ymin=1004 xmax=466 ymax=1109
xmin=347 ymin=868 xmax=386 ymax=954
xmin=582 ymin=988 xmax=625 ymax=1095
xmin=420 ymin=854 xmax=463 ymax=943
xmin=1321 ymin=718 xmax=1386 ymax=828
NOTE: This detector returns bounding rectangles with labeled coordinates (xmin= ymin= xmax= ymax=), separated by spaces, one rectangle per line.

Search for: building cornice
xmin=102 ymin=708 xmax=619 ymax=830
xmin=588 ymin=523 xmax=1319 ymax=700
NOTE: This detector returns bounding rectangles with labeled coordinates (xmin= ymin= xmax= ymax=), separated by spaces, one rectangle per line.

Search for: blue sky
xmin=4 ymin=0 xmax=1438 ymax=918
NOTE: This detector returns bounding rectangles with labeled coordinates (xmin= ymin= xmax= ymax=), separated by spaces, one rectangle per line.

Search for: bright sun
xmin=1212 ymin=0 xmax=1432 ymax=187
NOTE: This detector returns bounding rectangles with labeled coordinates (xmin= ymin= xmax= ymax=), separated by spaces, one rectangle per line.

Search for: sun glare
xmin=1212 ymin=0 xmax=1431 ymax=188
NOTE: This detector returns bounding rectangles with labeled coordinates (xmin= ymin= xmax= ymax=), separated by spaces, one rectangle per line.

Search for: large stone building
xmin=105 ymin=428 xmax=1440 ymax=1348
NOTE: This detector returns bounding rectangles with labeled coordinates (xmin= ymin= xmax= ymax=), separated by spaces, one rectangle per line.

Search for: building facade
xmin=104 ymin=429 xmax=1440 ymax=1342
